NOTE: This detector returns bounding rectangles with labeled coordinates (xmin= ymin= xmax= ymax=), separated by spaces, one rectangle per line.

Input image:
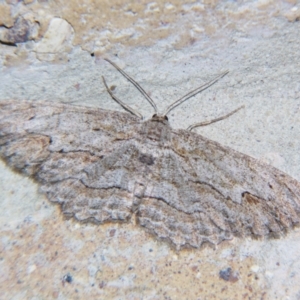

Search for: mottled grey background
xmin=1 ymin=1 xmax=300 ymax=299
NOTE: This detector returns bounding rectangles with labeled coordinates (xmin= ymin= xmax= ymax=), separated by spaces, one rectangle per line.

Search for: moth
xmin=0 ymin=59 xmax=299 ymax=250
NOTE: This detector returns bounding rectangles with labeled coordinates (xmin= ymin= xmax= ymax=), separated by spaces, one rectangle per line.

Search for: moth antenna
xmin=187 ymin=105 xmax=244 ymax=131
xmin=164 ymin=71 xmax=229 ymax=116
xmin=102 ymin=76 xmax=143 ymax=119
xmin=104 ymin=58 xmax=158 ymax=114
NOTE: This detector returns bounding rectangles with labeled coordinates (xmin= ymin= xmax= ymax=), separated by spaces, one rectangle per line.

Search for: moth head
xmin=151 ymin=114 xmax=169 ymax=123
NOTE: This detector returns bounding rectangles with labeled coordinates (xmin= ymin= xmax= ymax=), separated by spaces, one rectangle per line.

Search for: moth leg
xmin=102 ymin=76 xmax=143 ymax=119
xmin=187 ymin=105 xmax=244 ymax=131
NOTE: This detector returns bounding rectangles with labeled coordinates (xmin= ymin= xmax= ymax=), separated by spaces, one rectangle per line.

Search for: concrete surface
xmin=0 ymin=0 xmax=300 ymax=299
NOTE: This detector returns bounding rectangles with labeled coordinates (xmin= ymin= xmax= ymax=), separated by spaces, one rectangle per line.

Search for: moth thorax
xmin=142 ymin=119 xmax=170 ymax=142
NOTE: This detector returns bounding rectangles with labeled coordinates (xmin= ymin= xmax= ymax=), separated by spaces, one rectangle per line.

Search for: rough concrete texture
xmin=0 ymin=0 xmax=300 ymax=299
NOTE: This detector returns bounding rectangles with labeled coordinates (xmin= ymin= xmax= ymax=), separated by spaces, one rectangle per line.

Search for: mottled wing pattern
xmin=1 ymin=100 xmax=300 ymax=250
xmin=0 ymin=100 xmax=142 ymax=223
xmin=137 ymin=129 xmax=300 ymax=248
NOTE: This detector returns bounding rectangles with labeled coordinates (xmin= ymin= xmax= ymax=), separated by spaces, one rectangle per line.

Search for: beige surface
xmin=1 ymin=0 xmax=300 ymax=299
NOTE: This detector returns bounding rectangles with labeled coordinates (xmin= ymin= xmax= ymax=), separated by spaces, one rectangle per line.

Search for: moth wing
xmin=0 ymin=100 xmax=142 ymax=223
xmin=137 ymin=129 xmax=300 ymax=249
